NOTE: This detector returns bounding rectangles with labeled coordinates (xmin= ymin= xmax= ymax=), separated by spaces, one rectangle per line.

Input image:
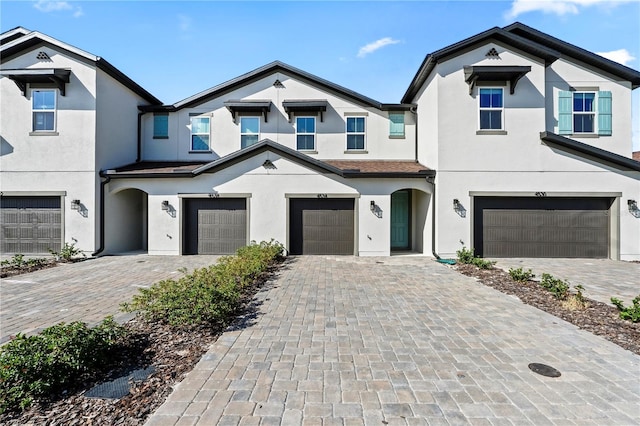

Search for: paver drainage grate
xmin=84 ymin=366 xmax=155 ymax=399
xmin=528 ymin=363 xmax=561 ymax=378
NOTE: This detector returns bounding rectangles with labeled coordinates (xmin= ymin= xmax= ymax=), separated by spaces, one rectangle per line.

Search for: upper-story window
xmin=572 ymin=92 xmax=595 ymax=133
xmin=389 ymin=113 xmax=405 ymax=138
xmin=153 ymin=113 xmax=169 ymax=139
xmin=479 ymin=88 xmax=503 ymax=130
xmin=32 ymin=89 xmax=56 ymax=132
xmin=190 ymin=116 xmax=210 ymax=151
xmin=559 ymin=90 xmax=612 ymax=136
xmin=346 ymin=116 xmax=366 ymax=150
xmin=296 ymin=117 xmax=315 ymax=151
xmin=240 ymin=117 xmax=259 ymax=149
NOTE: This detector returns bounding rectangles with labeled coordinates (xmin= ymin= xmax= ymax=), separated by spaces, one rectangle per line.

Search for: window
xmin=32 ymin=89 xmax=56 ymax=132
xmin=346 ymin=116 xmax=365 ymax=150
xmin=389 ymin=113 xmax=405 ymax=138
xmin=296 ymin=117 xmax=315 ymax=150
xmin=573 ymin=92 xmax=595 ymax=133
xmin=479 ymin=88 xmax=503 ymax=130
xmin=153 ymin=113 xmax=169 ymax=138
xmin=558 ymin=90 xmax=612 ymax=136
xmin=190 ymin=116 xmax=210 ymax=151
xmin=240 ymin=117 xmax=259 ymax=149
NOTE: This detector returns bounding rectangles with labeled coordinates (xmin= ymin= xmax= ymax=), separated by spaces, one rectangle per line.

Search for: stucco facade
xmin=2 ymin=23 xmax=639 ymax=260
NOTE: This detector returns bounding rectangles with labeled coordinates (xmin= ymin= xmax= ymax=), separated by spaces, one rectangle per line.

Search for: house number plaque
xmin=535 ymin=192 xmax=547 ymax=197
xmin=317 ymin=194 xmax=328 ymax=198
xmin=209 ymin=193 xmax=220 ymax=198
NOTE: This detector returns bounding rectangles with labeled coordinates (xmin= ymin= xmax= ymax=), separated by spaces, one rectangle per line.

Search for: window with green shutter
xmin=558 ymin=90 xmax=612 ymax=136
xmin=389 ymin=113 xmax=405 ymax=138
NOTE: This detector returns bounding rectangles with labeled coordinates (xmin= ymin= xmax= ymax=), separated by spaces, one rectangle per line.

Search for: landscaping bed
xmin=0 ymin=242 xmax=284 ymax=425
xmin=454 ymin=263 xmax=640 ymax=356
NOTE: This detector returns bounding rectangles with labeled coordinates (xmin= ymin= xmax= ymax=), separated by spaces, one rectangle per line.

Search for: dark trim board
xmin=473 ymin=196 xmax=613 ymax=258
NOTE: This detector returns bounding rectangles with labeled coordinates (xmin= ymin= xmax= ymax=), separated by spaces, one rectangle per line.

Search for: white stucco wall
xmin=546 ymin=58 xmax=633 ymax=157
xmin=106 ymin=151 xmax=433 ymax=256
xmin=141 ymin=72 xmax=417 ymax=162
xmin=0 ymin=45 xmax=99 ymax=253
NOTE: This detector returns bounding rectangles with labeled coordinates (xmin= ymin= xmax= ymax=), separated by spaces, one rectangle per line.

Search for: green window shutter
xmin=153 ymin=113 xmax=169 ymax=138
xmin=389 ymin=113 xmax=405 ymax=137
xmin=558 ymin=91 xmax=572 ymax=135
xmin=597 ymin=91 xmax=612 ymax=136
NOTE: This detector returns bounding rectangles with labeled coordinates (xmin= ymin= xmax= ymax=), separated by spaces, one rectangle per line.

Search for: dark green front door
xmin=391 ymin=190 xmax=410 ymax=250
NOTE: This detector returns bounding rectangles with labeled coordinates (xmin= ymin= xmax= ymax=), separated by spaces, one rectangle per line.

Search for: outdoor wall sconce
xmin=262 ymin=159 xmax=276 ymax=169
xmin=629 ymin=199 xmax=640 ymax=218
xmin=161 ymin=200 xmax=170 ymax=211
xmin=71 ymin=199 xmax=81 ymax=210
xmin=453 ymin=198 xmax=466 ymax=218
xmin=370 ymin=200 xmax=382 ymax=218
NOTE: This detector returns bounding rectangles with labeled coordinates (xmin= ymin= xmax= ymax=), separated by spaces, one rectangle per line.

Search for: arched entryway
xmin=390 ymin=188 xmax=430 ymax=253
xmin=105 ymin=188 xmax=148 ymax=253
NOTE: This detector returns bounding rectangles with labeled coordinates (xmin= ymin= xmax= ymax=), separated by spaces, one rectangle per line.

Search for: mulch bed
xmin=454 ymin=263 xmax=640 ymax=356
xmin=0 ymin=266 xmax=279 ymax=425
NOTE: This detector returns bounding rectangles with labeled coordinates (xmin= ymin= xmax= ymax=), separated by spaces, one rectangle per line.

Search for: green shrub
xmin=49 ymin=242 xmax=85 ymax=262
xmin=122 ymin=240 xmax=283 ymax=327
xmin=540 ymin=273 xmax=569 ymax=300
xmin=509 ymin=267 xmax=535 ymax=282
xmin=0 ymin=317 xmax=126 ymax=413
xmin=611 ymin=296 xmax=640 ymax=323
xmin=471 ymin=257 xmax=495 ymax=269
xmin=456 ymin=247 xmax=494 ymax=269
xmin=456 ymin=247 xmax=475 ymax=264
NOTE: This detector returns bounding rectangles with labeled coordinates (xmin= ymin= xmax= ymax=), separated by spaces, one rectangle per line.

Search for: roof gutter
xmin=91 ymin=173 xmax=111 ymax=257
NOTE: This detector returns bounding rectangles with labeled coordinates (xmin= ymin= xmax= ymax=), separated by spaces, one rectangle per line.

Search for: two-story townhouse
xmin=2 ymin=23 xmax=639 ymax=260
xmin=0 ymin=27 xmax=161 ymax=256
xmin=403 ymin=22 xmax=640 ymax=260
xmin=102 ymin=62 xmax=433 ymax=256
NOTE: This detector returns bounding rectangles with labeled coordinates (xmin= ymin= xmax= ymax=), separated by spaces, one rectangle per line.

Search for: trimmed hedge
xmin=121 ymin=240 xmax=284 ymax=327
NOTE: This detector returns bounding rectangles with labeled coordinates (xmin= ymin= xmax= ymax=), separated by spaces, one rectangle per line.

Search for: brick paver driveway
xmin=490 ymin=258 xmax=640 ymax=307
xmin=147 ymin=256 xmax=639 ymax=425
xmin=0 ymin=254 xmax=219 ymax=344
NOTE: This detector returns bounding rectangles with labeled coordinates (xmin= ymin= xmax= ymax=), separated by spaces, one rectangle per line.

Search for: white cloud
xmin=596 ymin=48 xmax=636 ymax=66
xmin=506 ymin=0 xmax=632 ymax=19
xmin=33 ymin=0 xmax=83 ymax=17
xmin=34 ymin=1 xmax=72 ymax=13
xmin=357 ymin=37 xmax=400 ymax=58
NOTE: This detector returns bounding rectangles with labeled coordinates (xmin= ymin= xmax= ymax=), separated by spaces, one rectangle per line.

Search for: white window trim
xmin=296 ymin=116 xmax=316 ymax=151
xmin=240 ymin=116 xmax=260 ymax=149
xmin=346 ymin=116 xmax=366 ymax=151
xmin=31 ymin=88 xmax=57 ymax=133
xmin=478 ymin=87 xmax=504 ymax=131
xmin=190 ymin=115 xmax=211 ymax=152
xmin=572 ymin=91 xmax=597 ymax=134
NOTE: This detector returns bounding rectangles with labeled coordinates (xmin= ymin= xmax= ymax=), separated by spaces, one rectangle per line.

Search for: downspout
xmin=136 ymin=111 xmax=146 ymax=163
xmin=427 ymin=175 xmax=440 ymax=259
xmin=91 ymin=174 xmax=111 ymax=257
xmin=413 ymin=104 xmax=439 ymax=259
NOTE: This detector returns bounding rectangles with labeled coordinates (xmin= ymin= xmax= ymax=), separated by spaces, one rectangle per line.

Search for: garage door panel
xmin=1 ymin=196 xmax=62 ymax=255
xmin=476 ymin=197 xmax=611 ymax=258
xmin=290 ymin=199 xmax=355 ymax=255
xmin=184 ymin=199 xmax=246 ymax=255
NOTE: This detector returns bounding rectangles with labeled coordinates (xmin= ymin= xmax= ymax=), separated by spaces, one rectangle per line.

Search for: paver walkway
xmin=0 ymin=254 xmax=219 ymax=344
xmin=146 ymin=256 xmax=640 ymax=425
xmin=490 ymin=258 xmax=640 ymax=306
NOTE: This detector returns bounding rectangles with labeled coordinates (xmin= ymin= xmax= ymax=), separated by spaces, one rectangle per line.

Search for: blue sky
xmin=2 ymin=0 xmax=639 ymax=149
